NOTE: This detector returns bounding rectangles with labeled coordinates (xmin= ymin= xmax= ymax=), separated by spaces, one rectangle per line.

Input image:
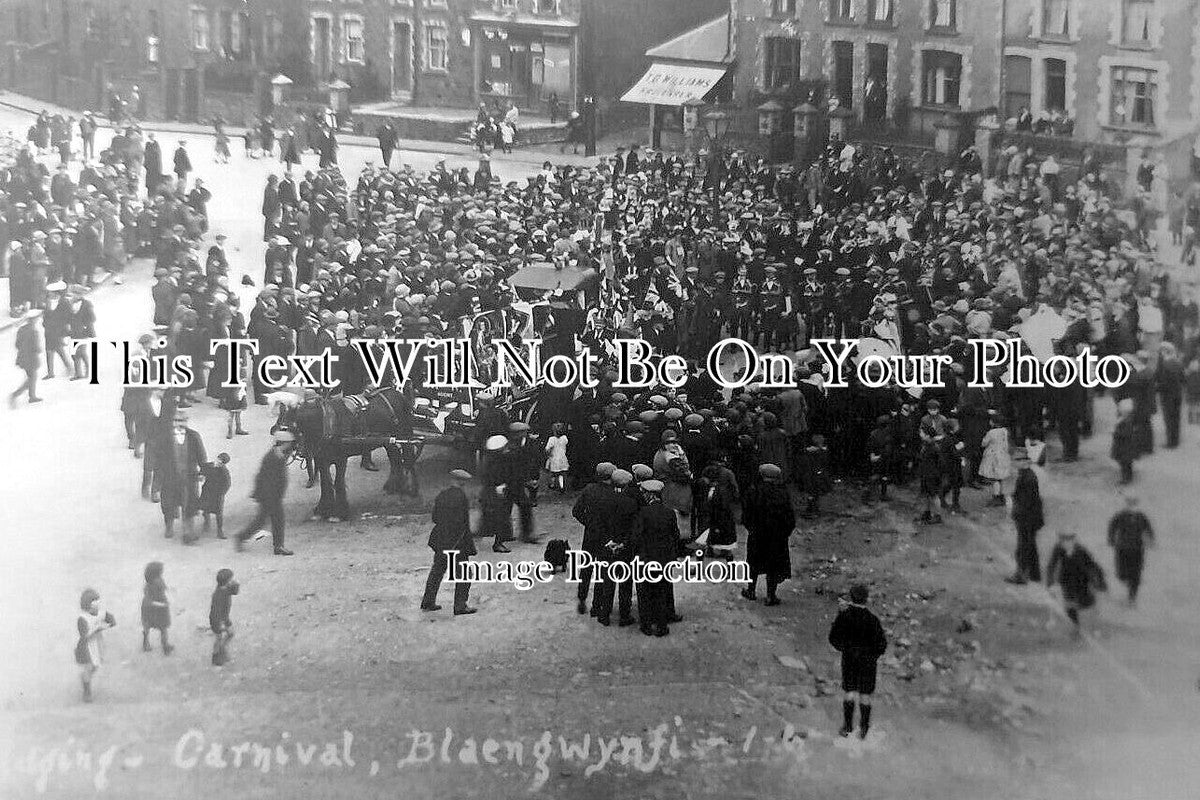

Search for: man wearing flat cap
xmin=572 ymin=463 xmax=618 ymax=619
xmin=634 ymin=479 xmax=680 ymax=637
xmin=592 ymin=468 xmax=639 ymax=627
xmin=236 ymin=430 xmax=296 ymax=555
xmin=10 ymin=310 xmax=43 ymax=407
xmin=422 ymin=469 xmax=478 ymax=615
xmin=505 ymin=421 xmax=541 ymax=543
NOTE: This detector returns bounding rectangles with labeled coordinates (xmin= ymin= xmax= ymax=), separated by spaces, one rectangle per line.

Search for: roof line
xmin=645 ymin=13 xmax=729 ymax=58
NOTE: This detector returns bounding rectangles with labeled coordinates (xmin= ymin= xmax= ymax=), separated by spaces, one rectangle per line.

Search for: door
xmin=392 ymin=22 xmax=412 ymax=97
xmin=832 ymin=41 xmax=853 ymax=109
xmin=314 ymin=17 xmax=331 ymax=81
xmin=183 ymin=68 xmax=200 ymax=121
xmin=164 ymin=68 xmax=180 ymax=119
xmin=865 ymin=43 xmax=888 ymax=123
xmin=510 ymin=42 xmax=531 ymax=107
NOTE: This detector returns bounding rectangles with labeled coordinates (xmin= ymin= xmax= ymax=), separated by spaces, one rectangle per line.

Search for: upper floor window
xmin=922 ymin=49 xmax=962 ymax=106
xmin=772 ymin=0 xmax=798 ymax=15
xmin=264 ymin=12 xmax=280 ymax=58
xmin=1042 ymin=0 xmax=1070 ymax=37
xmin=868 ymin=0 xmax=894 ymax=23
xmin=830 ymin=0 xmax=854 ymax=22
xmin=1110 ymin=65 xmax=1156 ymax=126
xmin=929 ymin=0 xmax=957 ymax=29
xmin=1044 ymin=58 xmax=1067 ymax=111
xmin=1121 ymin=0 xmax=1153 ymax=45
xmin=763 ymin=36 xmax=801 ymax=89
xmin=425 ymin=24 xmax=449 ymax=71
xmin=147 ymin=9 xmax=160 ymax=63
xmin=15 ymin=7 xmax=30 ymax=40
xmin=345 ymin=16 xmax=365 ymax=63
xmin=190 ymin=7 xmax=210 ymax=51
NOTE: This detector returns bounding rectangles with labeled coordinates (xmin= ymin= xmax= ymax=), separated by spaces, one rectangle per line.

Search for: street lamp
xmin=681 ymin=96 xmax=705 ymax=156
xmin=703 ymin=106 xmax=731 ymax=142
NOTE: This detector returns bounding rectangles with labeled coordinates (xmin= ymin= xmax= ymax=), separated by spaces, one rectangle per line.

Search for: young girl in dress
xmin=140 ymin=561 xmax=173 ymax=655
xmin=221 ymin=359 xmax=249 ymax=438
xmin=75 ymin=588 xmax=116 ymax=702
xmin=544 ymin=422 xmax=569 ymax=493
xmin=979 ymin=413 xmax=1013 ymax=508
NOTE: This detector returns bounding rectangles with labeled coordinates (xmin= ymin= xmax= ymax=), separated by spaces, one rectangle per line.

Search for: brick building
xmin=1001 ymin=0 xmax=1199 ymax=153
xmin=713 ymin=0 xmax=1200 ymax=177
xmin=728 ymin=0 xmax=1005 ymax=142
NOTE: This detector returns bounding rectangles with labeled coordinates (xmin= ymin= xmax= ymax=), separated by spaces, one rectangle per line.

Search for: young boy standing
xmin=200 ymin=453 xmax=232 ymax=538
xmin=209 ymin=568 xmax=240 ymax=666
xmin=829 ymin=584 xmax=888 ymax=739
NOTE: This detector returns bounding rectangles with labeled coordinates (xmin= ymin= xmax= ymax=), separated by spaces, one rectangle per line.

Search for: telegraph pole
xmin=580 ymin=0 xmax=596 ymax=156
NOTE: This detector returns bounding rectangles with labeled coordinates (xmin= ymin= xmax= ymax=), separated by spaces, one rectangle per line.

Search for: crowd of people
xmin=235 ymin=124 xmax=1189 ymax=642
xmin=3 ymin=99 xmax=1185 ymax=712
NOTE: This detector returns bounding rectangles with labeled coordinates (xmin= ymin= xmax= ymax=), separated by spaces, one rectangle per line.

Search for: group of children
xmin=864 ymin=399 xmax=1027 ymax=525
xmin=73 ymin=564 xmax=240 ymax=701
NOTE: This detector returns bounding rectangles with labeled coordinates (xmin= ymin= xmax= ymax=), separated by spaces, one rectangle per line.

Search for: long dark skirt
xmin=1015 ymin=524 xmax=1041 ymax=581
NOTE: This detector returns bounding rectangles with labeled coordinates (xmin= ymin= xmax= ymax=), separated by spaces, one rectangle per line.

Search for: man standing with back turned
xmin=421 ymin=469 xmax=478 ymax=615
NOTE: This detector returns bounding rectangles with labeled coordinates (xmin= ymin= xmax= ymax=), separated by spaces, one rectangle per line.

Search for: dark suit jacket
xmin=251 ymin=448 xmax=288 ymax=506
xmin=429 ymin=485 xmax=475 ymax=555
xmin=635 ymin=501 xmax=680 ymax=565
xmin=157 ymin=427 xmax=207 ymax=507
xmin=572 ymin=482 xmax=616 ymax=552
xmin=69 ymin=299 xmax=96 ymax=339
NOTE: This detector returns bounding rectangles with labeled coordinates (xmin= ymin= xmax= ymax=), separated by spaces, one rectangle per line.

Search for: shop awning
xmin=620 ymin=62 xmax=730 ymax=107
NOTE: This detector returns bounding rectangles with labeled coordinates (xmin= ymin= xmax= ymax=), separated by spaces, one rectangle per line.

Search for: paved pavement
xmin=0 ymin=89 xmax=615 ymax=168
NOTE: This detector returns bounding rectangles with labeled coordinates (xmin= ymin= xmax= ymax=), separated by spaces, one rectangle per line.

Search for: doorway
xmin=313 ymin=17 xmax=331 ymax=81
xmin=183 ymin=68 xmax=200 ymax=121
xmin=392 ymin=21 xmax=412 ymax=99
xmin=832 ymin=41 xmax=853 ymax=109
xmin=510 ymin=43 xmax=531 ymax=106
xmin=865 ymin=43 xmax=888 ymax=123
xmin=164 ymin=68 xmax=180 ymax=119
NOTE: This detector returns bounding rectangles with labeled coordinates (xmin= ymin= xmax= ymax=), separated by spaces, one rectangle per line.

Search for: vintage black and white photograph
xmin=0 ymin=0 xmax=1197 ymax=797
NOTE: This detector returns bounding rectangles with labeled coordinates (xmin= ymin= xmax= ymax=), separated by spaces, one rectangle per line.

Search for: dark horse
xmin=277 ymin=389 xmax=423 ymax=521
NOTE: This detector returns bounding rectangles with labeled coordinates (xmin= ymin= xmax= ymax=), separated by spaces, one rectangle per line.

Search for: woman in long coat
xmin=1110 ymin=399 xmax=1139 ymax=484
xmin=479 ymin=435 xmax=514 ymax=552
xmin=741 ymin=464 xmax=796 ymax=606
xmin=979 ymin=414 xmax=1012 ymax=507
xmin=652 ymin=431 xmax=693 ymax=537
xmin=756 ymin=412 xmax=791 ymax=483
xmin=1007 ymin=453 xmax=1044 ymax=583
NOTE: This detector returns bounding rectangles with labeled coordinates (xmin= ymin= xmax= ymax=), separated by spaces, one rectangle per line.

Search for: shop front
xmin=475 ymin=18 xmax=577 ymax=113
